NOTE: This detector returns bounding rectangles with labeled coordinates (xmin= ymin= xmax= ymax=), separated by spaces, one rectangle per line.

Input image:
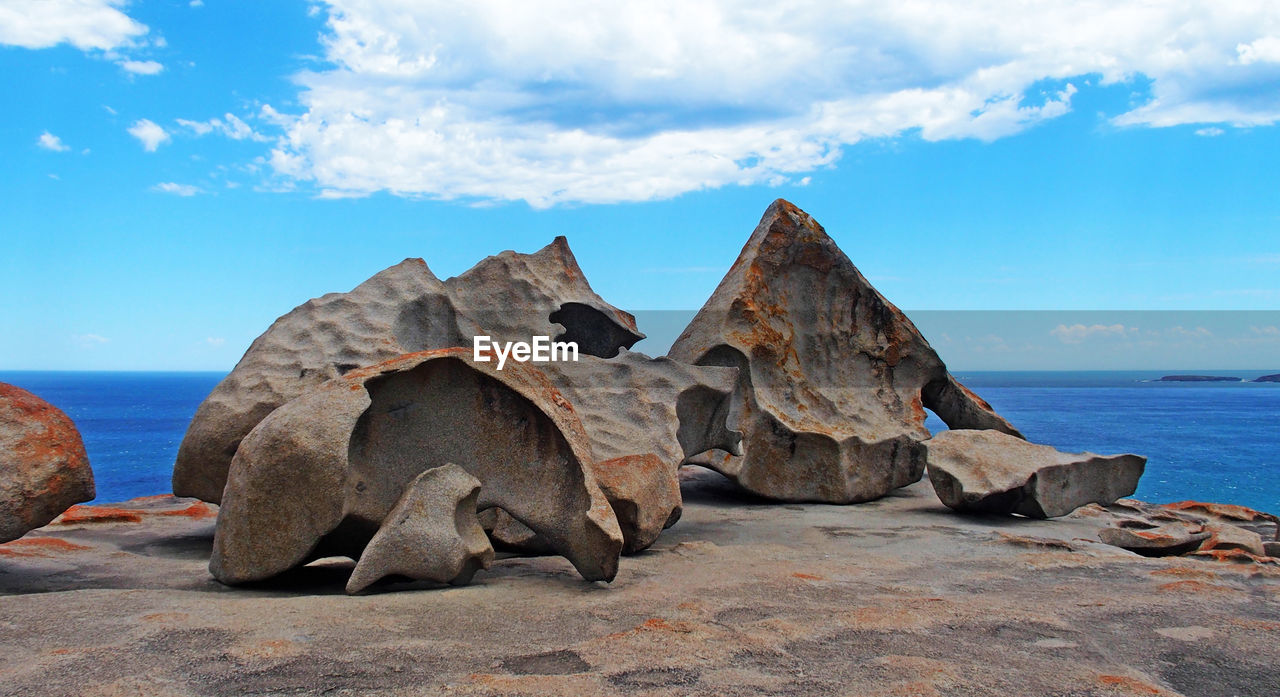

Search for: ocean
xmin=1 ymin=370 xmax=1277 ymax=514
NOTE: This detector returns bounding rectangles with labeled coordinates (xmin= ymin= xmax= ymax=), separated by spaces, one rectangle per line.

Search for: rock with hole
xmin=210 ymin=349 xmax=624 ymax=586
xmin=174 ymin=237 xmax=642 ymax=504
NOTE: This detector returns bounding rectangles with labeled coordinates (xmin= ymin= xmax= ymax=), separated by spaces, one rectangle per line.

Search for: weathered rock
xmin=175 ymin=237 xmax=643 ymax=504
xmin=211 ymin=349 xmax=624 ymax=586
xmin=0 ymin=383 xmax=95 ymax=543
xmin=536 ymin=353 xmax=739 ymax=552
xmin=925 ymin=429 xmax=1145 ymax=518
xmin=1197 ymin=522 xmax=1266 ymax=556
xmin=481 ymin=508 xmax=556 ymax=555
xmin=345 ymin=464 xmax=494 ymax=594
xmin=1161 ymin=501 xmax=1280 ymax=541
xmin=444 ymin=236 xmax=644 ymax=359
xmin=1098 ymin=521 xmax=1210 ymax=557
xmin=667 ymin=199 xmax=1021 ymax=503
xmin=1264 ymin=541 xmax=1280 ymax=557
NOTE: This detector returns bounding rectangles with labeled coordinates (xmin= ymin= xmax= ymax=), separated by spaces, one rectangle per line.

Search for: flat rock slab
xmin=926 ymin=429 xmax=1146 ymax=518
xmin=2 ymin=473 xmax=1277 ymax=697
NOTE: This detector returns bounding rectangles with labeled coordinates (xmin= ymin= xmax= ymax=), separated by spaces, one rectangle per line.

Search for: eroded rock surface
xmin=1078 ymin=498 xmax=1279 ymax=564
xmin=925 ymin=429 xmax=1145 ymax=518
xmin=537 ymin=353 xmax=739 ymax=552
xmin=0 ymin=383 xmax=95 ymax=543
xmin=1098 ymin=521 xmax=1210 ymax=557
xmin=668 ymin=199 xmax=1021 ymax=503
xmin=345 ymin=464 xmax=494 ymax=594
xmin=174 ymin=237 xmax=642 ymax=504
xmin=211 ymin=349 xmax=624 ymax=586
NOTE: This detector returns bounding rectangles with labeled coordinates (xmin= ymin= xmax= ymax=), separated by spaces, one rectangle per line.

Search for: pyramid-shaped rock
xmin=668 ymin=200 xmax=1022 ymax=503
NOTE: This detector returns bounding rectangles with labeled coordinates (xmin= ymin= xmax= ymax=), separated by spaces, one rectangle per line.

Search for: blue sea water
xmin=1 ymin=370 xmax=1277 ymax=513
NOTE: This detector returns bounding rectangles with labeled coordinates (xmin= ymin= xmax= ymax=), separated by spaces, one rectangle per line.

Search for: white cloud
xmin=1237 ymin=36 xmax=1280 ymax=65
xmin=177 ymin=113 xmax=269 ymax=141
xmin=128 ymin=118 xmax=170 ymax=151
xmin=37 ymin=131 xmax=69 ymax=151
xmin=257 ymin=1 xmax=1280 ymax=206
xmin=119 ymin=59 xmax=163 ymax=75
xmin=152 ymin=182 xmax=201 ymax=196
xmin=0 ymin=0 xmax=147 ymax=50
xmin=204 ymin=336 xmax=225 ymax=346
xmin=74 ymin=333 xmax=110 ymax=347
xmin=1168 ymin=325 xmax=1213 ymax=339
xmin=1195 ymin=127 xmax=1225 ymax=137
xmin=190 ymin=0 xmax=204 ymax=7
xmin=1051 ymin=323 xmax=1130 ymax=344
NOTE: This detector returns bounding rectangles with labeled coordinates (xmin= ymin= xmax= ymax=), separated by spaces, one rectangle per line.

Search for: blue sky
xmin=2 ymin=1 xmax=1279 ymax=370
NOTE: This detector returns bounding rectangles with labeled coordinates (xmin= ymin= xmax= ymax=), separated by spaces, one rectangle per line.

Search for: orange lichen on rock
xmin=1163 ymin=501 xmax=1280 ymax=524
xmin=54 ymin=505 xmax=143 ymax=525
xmin=792 ymin=572 xmax=824 ymax=580
xmin=1156 ymin=579 xmax=1239 ymax=594
xmin=1188 ymin=549 xmax=1280 ymax=565
xmin=1095 ymin=674 xmax=1177 ymax=695
xmin=158 ymin=502 xmax=217 ymax=520
xmin=0 ymin=536 xmax=91 ymax=557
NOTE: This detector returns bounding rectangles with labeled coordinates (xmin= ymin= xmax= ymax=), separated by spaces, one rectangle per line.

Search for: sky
xmin=2 ymin=0 xmax=1279 ymax=371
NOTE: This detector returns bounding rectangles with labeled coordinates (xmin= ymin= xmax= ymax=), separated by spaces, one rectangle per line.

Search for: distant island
xmin=1254 ymin=374 xmax=1280 ymax=383
xmin=1158 ymin=375 xmax=1243 ymax=382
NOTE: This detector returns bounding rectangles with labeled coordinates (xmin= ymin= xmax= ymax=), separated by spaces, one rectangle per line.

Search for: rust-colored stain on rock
xmin=0 ymin=536 xmax=91 ymax=557
xmin=55 ymin=505 xmax=143 ymax=525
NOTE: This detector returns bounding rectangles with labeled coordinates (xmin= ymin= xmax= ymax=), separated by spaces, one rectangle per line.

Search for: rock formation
xmin=1097 ymin=521 xmax=1211 ymax=557
xmin=174 ymin=237 xmax=643 ymax=504
xmin=667 ymin=199 xmax=1021 ymax=503
xmin=536 ymin=353 xmax=740 ymax=553
xmin=1253 ymin=373 xmax=1280 ymax=383
xmin=0 ymin=383 xmax=95 ymax=543
xmin=345 ymin=464 xmax=494 ymax=594
xmin=1078 ymin=498 xmax=1278 ymax=563
xmin=925 ymin=429 xmax=1145 ymax=518
xmin=211 ymin=349 xmax=624 ymax=585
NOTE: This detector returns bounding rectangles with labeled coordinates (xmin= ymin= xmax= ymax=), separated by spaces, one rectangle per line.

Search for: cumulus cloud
xmin=37 ymin=131 xmax=69 ymax=151
xmin=0 ymin=0 xmax=147 ymax=50
xmin=152 ymin=182 xmax=201 ymax=196
xmin=118 ymin=59 xmax=163 ymax=75
xmin=177 ymin=114 xmax=268 ymax=141
xmin=128 ymin=118 xmax=170 ymax=151
xmin=256 ymin=1 xmax=1280 ymax=206
xmin=1051 ymin=323 xmax=1131 ymax=344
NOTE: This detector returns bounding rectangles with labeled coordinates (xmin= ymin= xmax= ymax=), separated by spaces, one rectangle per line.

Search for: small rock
xmin=345 ymin=464 xmax=494 ymax=594
xmin=1197 ymin=522 xmax=1266 ymax=556
xmin=1161 ymin=501 xmax=1279 ymax=541
xmin=0 ymin=383 xmax=95 ymax=543
xmin=925 ymin=429 xmax=1145 ymax=518
xmin=1098 ymin=521 xmax=1210 ymax=557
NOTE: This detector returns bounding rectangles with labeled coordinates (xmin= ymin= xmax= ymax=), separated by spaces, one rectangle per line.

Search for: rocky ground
xmin=1 ymin=468 xmax=1276 ymax=697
